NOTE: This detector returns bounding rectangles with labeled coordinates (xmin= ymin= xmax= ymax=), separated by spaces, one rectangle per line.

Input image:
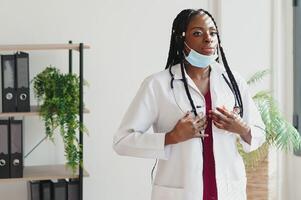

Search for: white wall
xmin=219 ymin=1 xmax=301 ymax=200
xmin=4 ymin=1 xmax=299 ymax=200
xmin=273 ymin=1 xmax=301 ymax=200
xmin=219 ymin=0 xmax=272 ymax=87
xmin=216 ymin=0 xmax=275 ymax=199
xmin=0 ymin=1 xmax=209 ymax=200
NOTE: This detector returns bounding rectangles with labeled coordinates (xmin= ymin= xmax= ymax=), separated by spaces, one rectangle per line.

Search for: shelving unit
xmin=0 ymin=42 xmax=90 ymax=200
xmin=0 ymin=164 xmax=89 ymax=183
xmin=0 ymin=44 xmax=90 ymax=51
xmin=0 ymin=106 xmax=90 ymax=117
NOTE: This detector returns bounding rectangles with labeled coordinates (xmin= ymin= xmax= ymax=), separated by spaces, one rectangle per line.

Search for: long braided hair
xmin=165 ymin=9 xmax=244 ymax=117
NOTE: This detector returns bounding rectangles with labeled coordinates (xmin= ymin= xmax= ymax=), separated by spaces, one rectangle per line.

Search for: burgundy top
xmin=202 ymin=88 xmax=218 ymax=200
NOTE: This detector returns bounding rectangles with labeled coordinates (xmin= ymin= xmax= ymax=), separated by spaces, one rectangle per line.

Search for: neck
xmin=184 ymin=62 xmax=211 ymax=80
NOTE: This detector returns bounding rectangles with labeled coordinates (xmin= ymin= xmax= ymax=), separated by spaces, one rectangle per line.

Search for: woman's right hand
xmin=165 ymin=112 xmax=208 ymax=145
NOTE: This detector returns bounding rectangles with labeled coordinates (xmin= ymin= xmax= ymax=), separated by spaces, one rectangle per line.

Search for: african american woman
xmin=113 ymin=8 xmax=265 ymax=200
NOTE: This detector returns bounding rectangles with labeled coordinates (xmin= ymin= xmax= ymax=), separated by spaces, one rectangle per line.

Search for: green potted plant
xmin=238 ymin=69 xmax=301 ymax=168
xmin=32 ymin=66 xmax=86 ymax=173
xmin=238 ymin=69 xmax=301 ymax=199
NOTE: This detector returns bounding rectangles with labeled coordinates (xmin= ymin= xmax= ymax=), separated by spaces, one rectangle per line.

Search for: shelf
xmin=0 ymin=43 xmax=90 ymax=52
xmin=0 ymin=164 xmax=89 ymax=182
xmin=0 ymin=106 xmax=90 ymax=117
xmin=0 ymin=41 xmax=87 ymax=199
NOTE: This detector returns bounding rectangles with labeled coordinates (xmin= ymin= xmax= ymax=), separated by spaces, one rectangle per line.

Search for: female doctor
xmin=113 ymin=8 xmax=265 ymax=200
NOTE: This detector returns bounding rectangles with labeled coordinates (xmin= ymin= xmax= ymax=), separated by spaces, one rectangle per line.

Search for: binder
xmin=28 ymin=181 xmax=41 ymax=200
xmin=52 ymin=179 xmax=67 ymax=200
xmin=1 ymin=55 xmax=16 ymax=112
xmin=1 ymin=52 xmax=30 ymax=113
xmin=0 ymin=120 xmax=9 ymax=178
xmin=67 ymin=179 xmax=79 ymax=200
xmin=41 ymin=180 xmax=53 ymax=200
xmin=9 ymin=119 xmax=23 ymax=178
xmin=16 ymin=52 xmax=30 ymax=112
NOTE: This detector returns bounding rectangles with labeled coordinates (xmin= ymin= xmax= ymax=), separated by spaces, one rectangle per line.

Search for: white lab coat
xmin=113 ymin=61 xmax=266 ymax=200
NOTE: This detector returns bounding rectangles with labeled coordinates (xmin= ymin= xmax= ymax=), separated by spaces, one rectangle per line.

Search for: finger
xmin=192 ymin=122 xmax=198 ymax=131
xmin=193 ymin=116 xmax=202 ymax=123
xmin=216 ymin=107 xmax=233 ymax=118
xmin=183 ymin=111 xmax=191 ymax=118
xmin=192 ymin=120 xmax=204 ymax=132
xmin=195 ymin=113 xmax=206 ymax=122
xmin=229 ymin=111 xmax=239 ymax=120
xmin=210 ymin=111 xmax=229 ymax=123
xmin=195 ymin=122 xmax=205 ymax=130
xmin=180 ymin=112 xmax=189 ymax=122
xmin=211 ymin=114 xmax=225 ymax=124
xmin=194 ymin=116 xmax=206 ymax=124
xmin=196 ymin=121 xmax=207 ymax=130
xmin=182 ymin=112 xmax=193 ymax=121
xmin=195 ymin=119 xmax=207 ymax=129
xmin=213 ymin=120 xmax=224 ymax=129
xmin=197 ymin=112 xmax=205 ymax=118
xmin=214 ymin=109 xmax=231 ymax=120
xmin=193 ymin=133 xmax=209 ymax=138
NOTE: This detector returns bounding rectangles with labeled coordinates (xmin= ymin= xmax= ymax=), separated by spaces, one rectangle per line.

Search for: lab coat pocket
xmin=151 ymin=185 xmax=184 ymax=200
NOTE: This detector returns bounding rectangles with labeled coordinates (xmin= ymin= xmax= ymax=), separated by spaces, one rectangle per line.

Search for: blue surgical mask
xmin=183 ymin=42 xmax=218 ymax=68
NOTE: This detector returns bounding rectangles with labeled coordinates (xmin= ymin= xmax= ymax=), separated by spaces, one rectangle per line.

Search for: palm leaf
xmin=238 ymin=69 xmax=301 ymax=169
xmin=247 ymin=69 xmax=270 ymax=85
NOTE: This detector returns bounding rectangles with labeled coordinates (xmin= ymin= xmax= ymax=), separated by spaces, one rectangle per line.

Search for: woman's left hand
xmin=208 ymin=106 xmax=250 ymax=137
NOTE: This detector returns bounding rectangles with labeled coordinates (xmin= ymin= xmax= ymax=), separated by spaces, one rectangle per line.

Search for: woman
xmin=113 ymin=8 xmax=265 ymax=200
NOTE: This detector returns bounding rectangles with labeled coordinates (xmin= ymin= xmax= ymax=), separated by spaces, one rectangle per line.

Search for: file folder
xmin=1 ymin=52 xmax=30 ymax=112
xmin=9 ymin=119 xmax=23 ymax=178
xmin=1 ymin=55 xmax=16 ymax=112
xmin=41 ymin=180 xmax=52 ymax=200
xmin=16 ymin=52 xmax=30 ymax=112
xmin=67 ymin=179 xmax=79 ymax=200
xmin=28 ymin=181 xmax=41 ymax=200
xmin=0 ymin=120 xmax=9 ymax=178
xmin=52 ymin=179 xmax=67 ymax=200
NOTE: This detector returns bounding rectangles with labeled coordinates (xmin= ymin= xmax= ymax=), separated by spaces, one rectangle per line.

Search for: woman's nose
xmin=204 ymin=33 xmax=213 ymax=43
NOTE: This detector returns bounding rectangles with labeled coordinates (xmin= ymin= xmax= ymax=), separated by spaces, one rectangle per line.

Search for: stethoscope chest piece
xmin=233 ymin=106 xmax=241 ymax=115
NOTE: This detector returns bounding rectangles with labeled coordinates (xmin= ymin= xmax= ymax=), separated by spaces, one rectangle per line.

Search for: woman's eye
xmin=193 ymin=31 xmax=217 ymax=37
xmin=193 ymin=31 xmax=203 ymax=36
xmin=210 ymin=32 xmax=218 ymax=36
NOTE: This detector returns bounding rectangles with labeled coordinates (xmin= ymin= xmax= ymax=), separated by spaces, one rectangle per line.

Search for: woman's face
xmin=184 ymin=13 xmax=218 ymax=56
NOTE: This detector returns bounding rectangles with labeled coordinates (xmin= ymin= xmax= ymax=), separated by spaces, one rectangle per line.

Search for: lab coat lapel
xmin=210 ymin=61 xmax=236 ymax=112
xmin=171 ymin=64 xmax=205 ymax=114
xmin=209 ymin=61 xmax=222 ymax=111
xmin=171 ymin=64 xmax=203 ymax=97
xmin=209 ymin=62 xmax=221 ymax=134
xmin=209 ymin=61 xmax=236 ymax=134
xmin=171 ymin=62 xmax=225 ymax=102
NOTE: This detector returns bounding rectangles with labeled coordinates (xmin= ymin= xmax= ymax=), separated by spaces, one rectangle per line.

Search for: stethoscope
xmin=169 ymin=63 xmax=242 ymax=118
xmin=151 ymin=63 xmax=242 ymax=184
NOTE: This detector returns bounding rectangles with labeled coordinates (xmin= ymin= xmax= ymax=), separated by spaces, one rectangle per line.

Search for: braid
xmin=165 ymin=9 xmax=244 ymax=117
xmin=165 ymin=9 xmax=197 ymax=69
xmin=200 ymin=10 xmax=244 ymax=117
